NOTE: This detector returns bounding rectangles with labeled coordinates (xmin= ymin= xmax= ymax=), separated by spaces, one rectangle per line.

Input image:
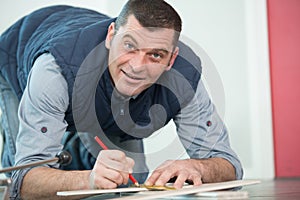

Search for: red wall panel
xmin=267 ymin=0 xmax=300 ymax=177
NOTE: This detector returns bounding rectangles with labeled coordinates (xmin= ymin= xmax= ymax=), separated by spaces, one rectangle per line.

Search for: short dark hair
xmin=115 ymin=0 xmax=182 ymax=45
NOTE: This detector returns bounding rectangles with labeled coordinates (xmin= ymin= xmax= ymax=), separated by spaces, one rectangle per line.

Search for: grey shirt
xmin=12 ymin=53 xmax=243 ymax=196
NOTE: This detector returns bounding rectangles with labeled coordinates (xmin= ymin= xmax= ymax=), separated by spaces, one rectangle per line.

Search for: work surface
xmin=83 ymin=178 xmax=300 ymax=200
xmin=243 ymin=178 xmax=300 ymax=199
xmin=1 ymin=178 xmax=300 ymax=199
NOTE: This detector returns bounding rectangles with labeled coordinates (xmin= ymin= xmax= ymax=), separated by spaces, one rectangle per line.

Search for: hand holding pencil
xmin=89 ymin=136 xmax=139 ymax=189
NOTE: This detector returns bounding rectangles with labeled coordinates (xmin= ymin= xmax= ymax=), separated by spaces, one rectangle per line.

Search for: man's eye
xmin=124 ymin=42 xmax=135 ymax=51
xmin=152 ymin=53 xmax=162 ymax=59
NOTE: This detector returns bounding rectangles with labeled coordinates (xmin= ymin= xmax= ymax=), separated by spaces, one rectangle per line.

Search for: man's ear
xmin=165 ymin=46 xmax=179 ymax=71
xmin=105 ymin=22 xmax=115 ymax=49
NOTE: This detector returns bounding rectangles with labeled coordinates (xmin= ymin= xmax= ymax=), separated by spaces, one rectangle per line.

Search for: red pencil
xmin=94 ymin=136 xmax=140 ymax=187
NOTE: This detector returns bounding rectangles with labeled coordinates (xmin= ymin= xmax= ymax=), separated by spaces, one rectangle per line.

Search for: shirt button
xmin=120 ymin=108 xmax=125 ymax=115
xmin=206 ymin=121 xmax=212 ymax=127
xmin=41 ymin=127 xmax=47 ymax=133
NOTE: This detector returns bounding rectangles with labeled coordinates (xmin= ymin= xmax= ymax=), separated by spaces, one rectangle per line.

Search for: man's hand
xmin=145 ymin=159 xmax=203 ymax=189
xmin=145 ymin=158 xmax=236 ymax=189
xmin=90 ymin=150 xmax=135 ymax=189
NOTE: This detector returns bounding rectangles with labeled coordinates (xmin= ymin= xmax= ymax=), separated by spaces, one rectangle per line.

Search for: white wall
xmin=0 ymin=0 xmax=274 ymax=179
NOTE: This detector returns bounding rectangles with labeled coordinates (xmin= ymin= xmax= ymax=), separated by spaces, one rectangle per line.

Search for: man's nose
xmin=128 ymin=52 xmax=146 ymax=73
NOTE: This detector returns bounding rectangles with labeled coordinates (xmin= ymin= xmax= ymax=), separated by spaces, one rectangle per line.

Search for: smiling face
xmin=105 ymin=15 xmax=179 ymax=97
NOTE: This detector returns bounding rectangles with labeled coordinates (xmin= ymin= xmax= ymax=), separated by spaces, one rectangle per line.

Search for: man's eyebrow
xmin=151 ymin=48 xmax=170 ymax=55
xmin=122 ymin=34 xmax=138 ymax=45
xmin=122 ymin=34 xmax=171 ymax=54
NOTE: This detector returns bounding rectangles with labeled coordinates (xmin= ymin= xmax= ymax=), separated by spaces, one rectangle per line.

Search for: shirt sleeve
xmin=173 ymin=80 xmax=243 ymax=180
xmin=11 ymin=53 xmax=69 ymax=198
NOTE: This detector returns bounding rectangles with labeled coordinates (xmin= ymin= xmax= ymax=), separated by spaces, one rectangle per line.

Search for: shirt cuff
xmin=10 ymin=168 xmax=34 ymax=199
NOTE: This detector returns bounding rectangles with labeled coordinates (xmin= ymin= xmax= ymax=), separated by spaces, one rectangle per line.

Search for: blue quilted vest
xmin=0 ymin=5 xmax=202 ymax=139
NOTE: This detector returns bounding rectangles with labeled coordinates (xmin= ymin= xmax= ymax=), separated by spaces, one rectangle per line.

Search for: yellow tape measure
xmin=133 ymin=184 xmax=176 ymax=191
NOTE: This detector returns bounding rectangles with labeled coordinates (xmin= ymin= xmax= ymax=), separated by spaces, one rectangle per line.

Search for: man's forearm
xmin=195 ymin=157 xmax=236 ymax=183
xmin=21 ymin=167 xmax=91 ymax=200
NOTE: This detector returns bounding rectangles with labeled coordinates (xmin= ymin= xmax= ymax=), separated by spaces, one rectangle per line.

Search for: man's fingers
xmin=145 ymin=160 xmax=175 ymax=186
xmin=91 ymin=150 xmax=135 ymax=188
xmin=154 ymin=170 xmax=175 ymax=186
xmin=173 ymin=172 xmax=189 ymax=189
xmin=90 ymin=168 xmax=119 ymax=189
xmin=188 ymin=173 xmax=202 ymax=186
xmin=98 ymin=150 xmax=134 ymax=173
xmin=92 ymin=162 xmax=131 ymax=188
xmin=146 ymin=160 xmax=203 ymax=188
xmin=145 ymin=170 xmax=161 ymax=186
xmin=145 ymin=167 xmax=175 ymax=186
xmin=104 ymin=168 xmax=127 ymax=185
xmin=125 ymin=157 xmax=134 ymax=173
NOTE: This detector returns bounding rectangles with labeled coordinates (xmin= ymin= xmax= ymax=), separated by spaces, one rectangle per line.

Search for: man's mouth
xmin=121 ymin=70 xmax=144 ymax=80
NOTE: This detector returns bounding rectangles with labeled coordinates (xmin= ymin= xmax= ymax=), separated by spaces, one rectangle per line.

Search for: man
xmin=0 ymin=0 xmax=243 ymax=199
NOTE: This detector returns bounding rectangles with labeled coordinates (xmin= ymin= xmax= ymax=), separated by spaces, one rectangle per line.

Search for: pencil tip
xmin=134 ymin=182 xmax=140 ymax=187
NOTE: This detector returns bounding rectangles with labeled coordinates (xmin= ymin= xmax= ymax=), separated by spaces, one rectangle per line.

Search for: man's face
xmin=105 ymin=15 xmax=179 ymax=97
